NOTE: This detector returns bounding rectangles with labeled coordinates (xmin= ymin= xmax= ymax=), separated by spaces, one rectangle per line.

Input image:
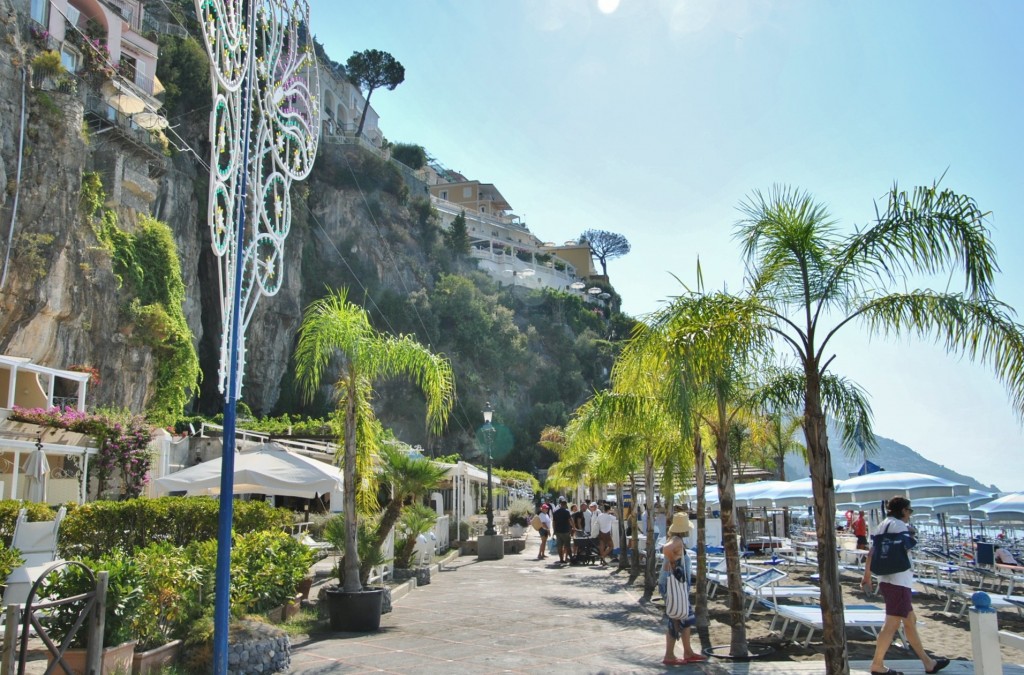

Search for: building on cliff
xmin=428 ymin=180 xmax=600 ymax=294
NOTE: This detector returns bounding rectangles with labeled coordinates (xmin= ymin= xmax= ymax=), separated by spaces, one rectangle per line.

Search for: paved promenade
xmin=289 ymin=549 xmax=1021 ymax=674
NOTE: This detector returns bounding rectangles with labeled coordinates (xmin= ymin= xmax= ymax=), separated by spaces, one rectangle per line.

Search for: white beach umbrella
xmin=914 ymin=489 xmax=998 ymax=515
xmin=834 ymin=471 xmax=968 ymax=504
xmin=971 ymin=492 xmax=1024 ymax=523
xmin=749 ymin=477 xmax=816 ymax=508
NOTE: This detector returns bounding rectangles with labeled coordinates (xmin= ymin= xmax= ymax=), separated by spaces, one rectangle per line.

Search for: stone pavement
xmin=289 ymin=548 xmax=1019 ymax=675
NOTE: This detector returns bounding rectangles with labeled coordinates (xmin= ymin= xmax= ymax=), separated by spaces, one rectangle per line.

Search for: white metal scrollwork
xmin=197 ymin=0 xmax=320 ymax=396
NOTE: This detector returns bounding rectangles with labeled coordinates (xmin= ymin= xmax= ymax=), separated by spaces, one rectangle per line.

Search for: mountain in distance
xmin=782 ymin=426 xmax=1000 ymax=493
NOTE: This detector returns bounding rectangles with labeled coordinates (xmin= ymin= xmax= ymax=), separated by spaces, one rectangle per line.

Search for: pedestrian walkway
xmin=289 ymin=550 xmax=1021 ymax=674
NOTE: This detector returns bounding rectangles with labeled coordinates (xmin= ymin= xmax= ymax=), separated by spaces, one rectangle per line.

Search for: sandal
xmin=685 ymin=655 xmax=707 ymax=663
xmin=870 ymin=670 xmax=903 ymax=675
xmin=661 ymin=657 xmax=686 ymax=666
xmin=926 ymin=658 xmax=950 ymax=674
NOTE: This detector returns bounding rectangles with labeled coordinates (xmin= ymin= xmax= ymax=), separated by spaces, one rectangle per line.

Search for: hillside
xmin=783 ymin=427 xmax=998 ymax=493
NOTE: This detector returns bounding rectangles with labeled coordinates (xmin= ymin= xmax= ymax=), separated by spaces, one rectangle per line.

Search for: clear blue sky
xmin=309 ymin=1 xmax=1024 ymax=491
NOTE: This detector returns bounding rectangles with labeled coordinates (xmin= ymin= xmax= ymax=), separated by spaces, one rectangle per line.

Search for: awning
xmin=101 ymin=80 xmax=146 ymax=115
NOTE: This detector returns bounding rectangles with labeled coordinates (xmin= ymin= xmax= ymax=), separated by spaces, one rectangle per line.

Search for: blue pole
xmin=213 ymin=2 xmax=257 ymax=671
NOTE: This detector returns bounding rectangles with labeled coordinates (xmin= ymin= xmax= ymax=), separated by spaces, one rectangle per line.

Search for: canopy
xmin=154 ymin=443 xmax=342 ymax=499
xmin=834 ymin=471 xmax=968 ymax=505
xmin=913 ymin=489 xmax=998 ymax=515
xmin=971 ymin=492 xmax=1024 ymax=523
xmin=853 ymin=460 xmax=885 ymax=476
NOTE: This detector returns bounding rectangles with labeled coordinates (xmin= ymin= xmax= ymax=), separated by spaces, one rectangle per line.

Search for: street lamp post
xmin=483 ymin=402 xmax=496 ymax=536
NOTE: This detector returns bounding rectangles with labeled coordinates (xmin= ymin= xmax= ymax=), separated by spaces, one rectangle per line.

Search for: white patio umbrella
xmin=23 ymin=443 xmax=50 ymax=503
xmin=749 ymin=477 xmax=816 ymax=508
xmin=913 ymin=489 xmax=998 ymax=515
xmin=970 ymin=492 xmax=1024 ymax=523
xmin=834 ymin=471 xmax=969 ymax=504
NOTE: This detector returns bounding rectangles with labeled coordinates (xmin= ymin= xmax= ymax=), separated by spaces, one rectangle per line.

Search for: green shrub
xmin=393 ymin=504 xmax=437 ymax=568
xmin=58 ymin=497 xmax=294 ymax=558
xmin=507 ymin=498 xmax=534 ymax=528
xmin=0 ymin=547 xmax=23 ymax=583
xmin=230 ymin=530 xmax=313 ymax=614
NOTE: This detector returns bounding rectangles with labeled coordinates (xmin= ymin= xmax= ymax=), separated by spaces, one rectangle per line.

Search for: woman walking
xmin=536 ymin=503 xmax=552 ymax=560
xmin=861 ymin=496 xmax=949 ymax=675
xmin=660 ymin=513 xmax=704 ymax=666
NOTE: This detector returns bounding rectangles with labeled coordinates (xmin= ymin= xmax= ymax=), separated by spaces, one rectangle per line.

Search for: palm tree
xmin=294 ymin=288 xmax=455 ymax=593
xmin=761 ymin=412 xmax=805 ymax=481
xmin=366 ymin=442 xmax=448 ymax=582
xmin=735 ymin=182 xmax=1024 ymax=674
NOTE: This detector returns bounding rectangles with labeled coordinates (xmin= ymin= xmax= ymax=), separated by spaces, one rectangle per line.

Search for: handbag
xmin=531 ymin=514 xmax=542 ymax=531
xmin=869 ymin=521 xmax=912 ymax=575
xmin=664 ymin=559 xmax=690 ymax=620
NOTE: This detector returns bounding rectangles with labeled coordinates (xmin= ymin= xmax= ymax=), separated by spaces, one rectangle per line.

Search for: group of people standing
xmin=534 ymin=497 xmax=617 ymax=563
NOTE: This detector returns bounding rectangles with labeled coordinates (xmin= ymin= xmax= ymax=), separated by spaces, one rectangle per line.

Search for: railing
xmin=83 ymin=94 xmax=165 ymax=157
xmin=430 ymin=195 xmax=528 ymax=232
xmin=100 ymin=0 xmax=143 ymax=31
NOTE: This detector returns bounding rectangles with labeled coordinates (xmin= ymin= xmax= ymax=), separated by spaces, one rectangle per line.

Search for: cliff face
xmin=0 ymin=2 xmax=430 ymax=418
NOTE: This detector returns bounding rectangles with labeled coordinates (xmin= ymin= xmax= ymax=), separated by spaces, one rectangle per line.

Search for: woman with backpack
xmin=861 ymin=496 xmax=949 ymax=675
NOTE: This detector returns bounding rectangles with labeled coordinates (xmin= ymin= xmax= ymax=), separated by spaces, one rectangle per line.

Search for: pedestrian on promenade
xmin=586 ymin=502 xmax=599 ymax=536
xmin=660 ymin=513 xmax=703 ymax=666
xmin=552 ymin=496 xmax=573 ymax=564
xmin=536 ymin=503 xmax=552 ymax=560
xmin=596 ymin=503 xmax=615 ymax=564
xmin=862 ymin=496 xmax=949 ymax=675
xmin=854 ymin=510 xmax=869 ymax=550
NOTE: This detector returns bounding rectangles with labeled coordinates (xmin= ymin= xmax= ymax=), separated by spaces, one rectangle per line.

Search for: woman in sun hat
xmin=660 ymin=513 xmax=704 ymax=666
xmin=536 ymin=503 xmax=552 ymax=560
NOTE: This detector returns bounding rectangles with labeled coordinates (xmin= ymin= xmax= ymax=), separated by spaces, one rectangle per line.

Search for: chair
xmin=3 ymin=506 xmax=67 ymax=607
xmin=740 ymin=567 xmax=822 ymax=618
xmin=769 ymin=603 xmax=909 ymax=648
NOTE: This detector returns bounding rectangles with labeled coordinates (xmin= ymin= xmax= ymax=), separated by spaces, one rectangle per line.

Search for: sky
xmin=308 ymin=1 xmax=1024 ymax=491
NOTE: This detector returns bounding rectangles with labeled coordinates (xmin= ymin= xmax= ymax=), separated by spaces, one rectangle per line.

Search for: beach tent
xmin=834 ymin=471 xmax=968 ymax=505
xmin=853 ymin=460 xmax=884 ymax=476
xmin=154 ymin=443 xmax=343 ymax=499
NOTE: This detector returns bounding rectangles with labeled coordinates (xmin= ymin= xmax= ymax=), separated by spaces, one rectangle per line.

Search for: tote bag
xmin=869 ymin=521 xmax=912 ymax=576
xmin=665 ymin=565 xmax=690 ymax=620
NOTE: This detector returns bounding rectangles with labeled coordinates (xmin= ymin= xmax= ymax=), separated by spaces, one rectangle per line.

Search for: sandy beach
xmin=681 ymin=563 xmax=1024 ymax=665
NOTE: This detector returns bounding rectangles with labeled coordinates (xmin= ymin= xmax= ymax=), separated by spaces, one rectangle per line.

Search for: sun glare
xmin=597 ymin=0 xmax=620 ymax=15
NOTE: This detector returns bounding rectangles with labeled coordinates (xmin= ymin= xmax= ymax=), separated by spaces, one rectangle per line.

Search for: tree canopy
xmin=345 ymin=49 xmax=405 ymax=138
xmin=579 ymin=229 xmax=630 ymax=276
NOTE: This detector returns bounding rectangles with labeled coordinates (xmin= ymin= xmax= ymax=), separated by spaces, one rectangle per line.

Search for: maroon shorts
xmin=879 ymin=582 xmax=913 ymax=618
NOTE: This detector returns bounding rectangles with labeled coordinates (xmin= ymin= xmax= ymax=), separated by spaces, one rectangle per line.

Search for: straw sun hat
xmin=668 ymin=513 xmax=691 ymax=535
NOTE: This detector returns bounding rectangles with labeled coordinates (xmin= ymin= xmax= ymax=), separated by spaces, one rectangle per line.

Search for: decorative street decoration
xmin=195 ymin=0 xmax=319 ymax=672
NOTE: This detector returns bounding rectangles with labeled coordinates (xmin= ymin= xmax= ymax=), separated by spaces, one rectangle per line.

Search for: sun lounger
xmin=770 ymin=603 xmax=909 ymax=648
xmin=706 ymin=559 xmax=760 ymax=598
xmin=3 ymin=507 xmax=67 ymax=608
xmin=741 ymin=567 xmax=821 ymax=617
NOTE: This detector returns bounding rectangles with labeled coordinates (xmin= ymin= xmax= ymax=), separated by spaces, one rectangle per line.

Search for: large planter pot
xmin=322 ymin=585 xmax=384 ymax=632
xmin=47 ymin=640 xmax=137 ymax=675
xmin=132 ymin=639 xmax=182 ymax=675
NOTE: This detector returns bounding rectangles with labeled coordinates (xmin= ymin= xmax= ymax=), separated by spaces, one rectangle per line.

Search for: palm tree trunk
xmin=343 ymin=380 xmax=362 ymax=593
xmin=615 ymin=482 xmax=628 ymax=569
xmin=715 ymin=395 xmax=748 ymax=657
xmin=805 ymin=368 xmax=848 ymax=675
xmin=643 ymin=453 xmax=657 ymax=598
xmin=693 ymin=429 xmax=712 ymax=651
xmin=630 ymin=473 xmax=641 ymax=577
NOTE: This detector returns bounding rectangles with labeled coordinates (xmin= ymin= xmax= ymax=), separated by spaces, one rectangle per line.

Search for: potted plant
xmin=294 ymin=288 xmax=454 ymax=633
xmin=43 ymin=554 xmax=143 ymax=675
xmin=507 ymin=498 xmax=534 ymax=538
xmin=392 ymin=504 xmax=438 ymax=579
xmin=320 ymin=515 xmax=389 ymax=630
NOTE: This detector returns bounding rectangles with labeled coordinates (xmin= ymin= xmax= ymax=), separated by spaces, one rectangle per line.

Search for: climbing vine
xmin=78 ymin=172 xmax=200 ymax=424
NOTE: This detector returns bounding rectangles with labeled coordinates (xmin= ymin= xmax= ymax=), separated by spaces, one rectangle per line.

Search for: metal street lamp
xmin=482 ymin=402 xmax=496 ymax=536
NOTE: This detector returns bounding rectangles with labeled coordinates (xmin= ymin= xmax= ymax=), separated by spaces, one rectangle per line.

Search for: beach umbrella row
xmin=971 ymin=492 xmax=1024 ymax=523
xmin=680 ymin=472 xmax=983 ymax=511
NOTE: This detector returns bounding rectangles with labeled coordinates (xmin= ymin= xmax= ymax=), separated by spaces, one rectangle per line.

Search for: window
xmin=480 ymin=206 xmax=487 ymax=214
xmin=30 ymin=0 xmax=49 ymax=25
xmin=439 ymin=190 xmax=447 ymax=201
xmin=463 ymin=187 xmax=472 ymax=198
xmin=65 ymin=5 xmax=80 ymax=26
xmin=60 ymin=45 xmax=80 ymax=72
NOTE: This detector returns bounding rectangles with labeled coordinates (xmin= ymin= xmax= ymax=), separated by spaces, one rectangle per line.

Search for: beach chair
xmin=770 ymin=603 xmax=910 ymax=648
xmin=741 ymin=567 xmax=821 ymax=618
xmin=706 ymin=559 xmax=760 ymax=598
xmin=3 ymin=506 xmax=67 ymax=608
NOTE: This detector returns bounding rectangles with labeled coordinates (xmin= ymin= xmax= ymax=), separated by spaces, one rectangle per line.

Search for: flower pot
xmin=284 ymin=593 xmax=303 ymax=620
xmin=132 ymin=639 xmax=182 ymax=675
xmin=296 ymin=576 xmax=314 ymax=599
xmin=322 ymin=585 xmax=384 ymax=632
xmin=47 ymin=640 xmax=136 ymax=675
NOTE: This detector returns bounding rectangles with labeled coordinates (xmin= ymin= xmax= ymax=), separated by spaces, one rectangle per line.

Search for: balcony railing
xmin=101 ymin=0 xmax=143 ymax=31
xmin=430 ymin=196 xmax=530 ymax=233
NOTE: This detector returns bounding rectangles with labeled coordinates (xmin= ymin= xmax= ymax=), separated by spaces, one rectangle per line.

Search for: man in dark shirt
xmin=552 ymin=497 xmax=574 ymax=563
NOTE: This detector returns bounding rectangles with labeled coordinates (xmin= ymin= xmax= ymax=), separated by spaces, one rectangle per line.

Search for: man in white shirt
xmin=995 ymin=546 xmax=1020 ymax=566
xmin=596 ymin=503 xmax=616 ymax=564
